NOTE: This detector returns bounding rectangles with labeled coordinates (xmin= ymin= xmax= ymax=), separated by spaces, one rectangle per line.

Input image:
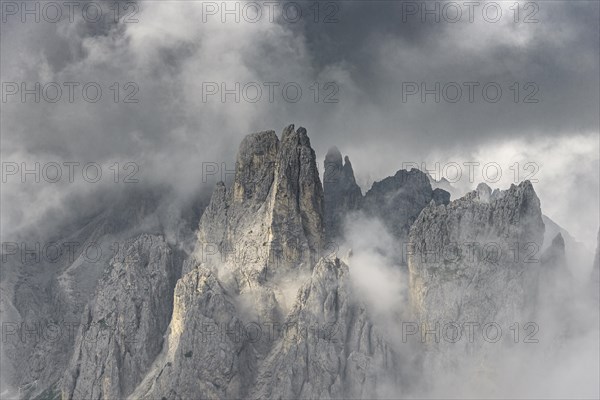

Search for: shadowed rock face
xmin=192 ymin=124 xmax=325 ymax=284
xmin=133 ymin=265 xmax=249 ymax=400
xmin=130 ymin=125 xmax=337 ymax=399
xmin=535 ymin=233 xmax=575 ymax=329
xmin=250 ymin=256 xmax=400 ymax=399
xmin=62 ymin=234 xmax=180 ymax=400
xmin=5 ymin=124 xmax=566 ymax=399
xmin=361 ymin=169 xmax=450 ymax=251
xmin=408 ymin=181 xmax=545 ymax=330
xmin=0 ymin=187 xmax=195 ymax=399
xmin=322 ymin=149 xmax=451 ymax=253
xmin=541 ymin=233 xmax=567 ymax=271
xmin=323 ymin=147 xmax=363 ymax=242
xmin=541 ymin=214 xmax=594 ymax=277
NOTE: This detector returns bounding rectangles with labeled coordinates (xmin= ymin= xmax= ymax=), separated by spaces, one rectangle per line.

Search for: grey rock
xmin=540 ymin=233 xmax=568 ymax=272
xmin=408 ymin=181 xmax=545 ymax=329
xmin=362 ymin=168 xmax=450 ymax=247
xmin=131 ymin=265 xmax=250 ymax=400
xmin=323 ymin=147 xmax=363 ymax=241
xmin=322 ymin=152 xmax=451 ymax=258
xmin=132 ymin=125 xmax=329 ymax=399
xmin=250 ymin=256 xmax=400 ymax=399
xmin=427 ymin=174 xmax=461 ymax=200
xmin=536 ymin=233 xmax=574 ymax=327
xmin=133 ymin=126 xmax=410 ymax=399
xmin=0 ymin=188 xmax=188 ymax=399
xmin=432 ymin=188 xmax=450 ymax=206
xmin=192 ymin=125 xmax=325 ymax=283
xmin=542 ymin=214 xmax=594 ymax=272
xmin=62 ymin=234 xmax=179 ymax=400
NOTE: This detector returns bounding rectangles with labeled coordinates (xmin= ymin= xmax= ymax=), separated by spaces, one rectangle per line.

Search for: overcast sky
xmin=1 ymin=0 xmax=599 ymax=250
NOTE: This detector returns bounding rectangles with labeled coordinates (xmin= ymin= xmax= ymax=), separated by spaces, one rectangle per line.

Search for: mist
xmin=1 ymin=0 xmax=598 ymax=399
xmin=339 ymin=191 xmax=599 ymax=399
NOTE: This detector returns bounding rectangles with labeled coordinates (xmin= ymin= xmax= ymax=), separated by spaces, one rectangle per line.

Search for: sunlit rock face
xmin=128 ymin=126 xmax=411 ymax=399
xmin=130 ymin=125 xmax=350 ymax=399
xmin=132 ymin=265 xmax=250 ymax=400
xmin=7 ymin=124 xmax=582 ymax=400
xmin=0 ymin=188 xmax=189 ymax=400
xmin=251 ymin=256 xmax=401 ymax=399
xmin=62 ymin=234 xmax=180 ymax=400
xmin=191 ymin=124 xmax=325 ymax=285
xmin=408 ymin=181 xmax=545 ymax=330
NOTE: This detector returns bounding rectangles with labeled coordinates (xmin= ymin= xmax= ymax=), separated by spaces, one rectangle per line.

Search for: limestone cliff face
xmin=250 ymin=257 xmax=399 ymax=399
xmin=192 ymin=125 xmax=325 ymax=286
xmin=408 ymin=181 xmax=545 ymax=328
xmin=131 ymin=264 xmax=250 ymax=400
xmin=0 ymin=188 xmax=187 ymax=399
xmin=130 ymin=126 xmax=410 ymax=399
xmin=62 ymin=234 xmax=179 ymax=400
xmin=7 ymin=124 xmax=574 ymax=399
xmin=129 ymin=125 xmax=334 ymax=399
xmin=322 ymin=151 xmax=450 ymax=251
xmin=428 ymin=174 xmax=461 ymax=200
xmin=540 ymin=233 xmax=568 ymax=274
xmin=361 ymin=168 xmax=450 ymax=253
xmin=323 ymin=147 xmax=363 ymax=241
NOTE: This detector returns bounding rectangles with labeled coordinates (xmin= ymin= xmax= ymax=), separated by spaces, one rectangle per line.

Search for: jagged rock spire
xmin=193 ymin=124 xmax=325 ymax=284
xmin=409 ymin=180 xmax=545 ymax=329
xmin=362 ymin=168 xmax=449 ymax=245
xmin=323 ymin=147 xmax=362 ymax=241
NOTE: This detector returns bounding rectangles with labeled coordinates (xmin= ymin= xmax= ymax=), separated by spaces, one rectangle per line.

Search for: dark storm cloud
xmin=284 ymin=0 xmax=599 ymax=148
xmin=0 ymin=0 xmax=598 ymax=245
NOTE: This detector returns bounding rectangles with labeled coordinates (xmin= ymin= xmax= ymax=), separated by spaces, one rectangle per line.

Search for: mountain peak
xmin=195 ymin=124 xmax=324 ymax=282
xmin=325 ymin=146 xmax=343 ymax=163
xmin=323 ymin=146 xmax=362 ymax=241
xmin=552 ymin=232 xmax=565 ymax=249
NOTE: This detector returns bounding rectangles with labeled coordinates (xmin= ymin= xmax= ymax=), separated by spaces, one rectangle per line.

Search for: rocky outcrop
xmin=11 ymin=122 xmax=591 ymax=399
xmin=192 ymin=125 xmax=325 ymax=286
xmin=250 ymin=256 xmax=400 ymax=399
xmin=408 ymin=181 xmax=545 ymax=329
xmin=322 ymin=159 xmax=451 ymax=253
xmin=540 ymin=233 xmax=568 ymax=273
xmin=62 ymin=234 xmax=179 ymax=400
xmin=323 ymin=147 xmax=363 ymax=241
xmin=131 ymin=125 xmax=331 ymax=399
xmin=131 ymin=126 xmax=413 ymax=399
xmin=539 ymin=233 xmax=572 ymax=298
xmin=428 ymin=174 xmax=461 ymax=200
xmin=131 ymin=264 xmax=250 ymax=399
xmin=542 ymin=214 xmax=594 ymax=273
xmin=362 ymin=168 xmax=450 ymax=244
xmin=534 ymin=232 xmax=576 ymax=334
xmin=0 ymin=188 xmax=190 ymax=399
